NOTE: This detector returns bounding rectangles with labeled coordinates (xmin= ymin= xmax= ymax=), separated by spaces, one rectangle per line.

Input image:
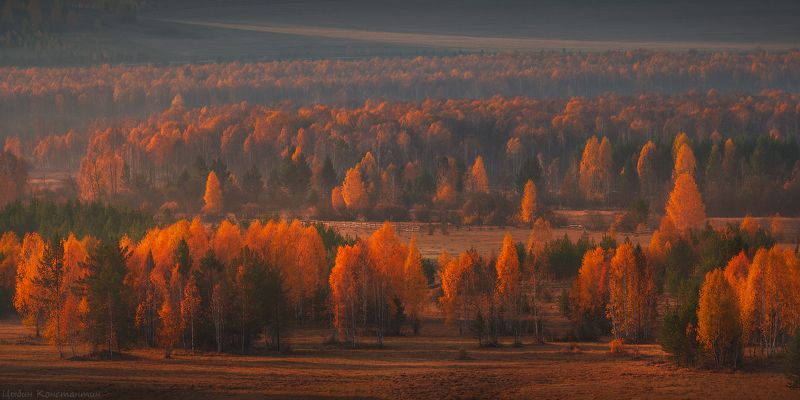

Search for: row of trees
xmin=696 ymin=245 xmax=800 ymax=368
xmin=9 ymin=217 xmax=347 ymax=357
xmin=0 ymin=199 xmax=153 ymax=314
xmin=0 ymin=199 xmax=153 ymax=240
xmin=566 ymin=224 xmax=799 ymax=370
xmin=569 ymin=242 xmax=658 ymax=342
xmin=4 ymin=192 xmax=798 ymax=368
xmin=438 ymin=233 xmax=539 ymax=347
xmin=0 ymin=149 xmax=28 ymax=208
xmin=167 ymin=215 xmax=552 ymax=350
xmin=565 ymin=141 xmax=799 ymax=368
xmin=666 ymin=244 xmax=800 ymax=369
xmin=14 ymin=92 xmax=794 ymax=220
xmin=3 ymin=50 xmax=799 ymax=136
xmin=1 ymin=0 xmax=140 ymax=49
xmin=328 ymin=223 xmax=428 ymax=346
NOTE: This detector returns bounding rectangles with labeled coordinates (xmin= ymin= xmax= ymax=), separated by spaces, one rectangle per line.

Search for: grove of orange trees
xmin=3 ymin=50 xmax=800 ymax=136
xmin=8 ymin=217 xmax=346 ymax=357
xmin=2 ymin=90 xmax=796 ymax=224
xmin=0 ymin=189 xmax=796 ymax=370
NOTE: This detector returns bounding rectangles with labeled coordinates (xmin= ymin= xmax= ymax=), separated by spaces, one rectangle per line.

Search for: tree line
xmin=0 ymin=0 xmax=140 ymax=49
xmin=563 ymin=137 xmax=799 ymax=370
xmin=3 ymin=92 xmax=795 ymax=223
xmin=1 ymin=184 xmax=798 ymax=373
xmin=2 ymin=50 xmax=799 ymax=137
xmin=7 ymin=216 xmax=356 ymax=357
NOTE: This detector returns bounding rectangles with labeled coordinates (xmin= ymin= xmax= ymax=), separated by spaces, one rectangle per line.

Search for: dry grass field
xmin=0 ymin=316 xmax=794 ymax=400
xmin=326 ymin=222 xmax=640 ymax=260
xmin=322 ymin=214 xmax=800 ymax=260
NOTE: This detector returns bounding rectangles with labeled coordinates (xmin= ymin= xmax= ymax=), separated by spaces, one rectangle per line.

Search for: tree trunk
xmin=275 ymin=303 xmax=281 ymax=352
xmin=190 ymin=311 xmax=195 ymax=353
xmin=108 ymin=292 xmax=114 ymax=360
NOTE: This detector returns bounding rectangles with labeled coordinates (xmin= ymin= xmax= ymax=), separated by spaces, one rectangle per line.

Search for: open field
xmin=145 ymin=0 xmax=800 ymax=54
xmin=0 ymin=317 xmax=794 ymax=400
xmin=3 ymin=0 xmax=799 ymax=66
xmin=163 ymin=19 xmax=797 ymax=52
xmin=321 ymin=215 xmax=800 ymax=260
xmin=324 ymin=221 xmax=647 ymax=260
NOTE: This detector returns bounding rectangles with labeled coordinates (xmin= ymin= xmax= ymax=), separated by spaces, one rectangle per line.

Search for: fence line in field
xmin=299 ymin=220 xmax=548 ymax=233
xmin=303 ymin=220 xmax=424 ymax=233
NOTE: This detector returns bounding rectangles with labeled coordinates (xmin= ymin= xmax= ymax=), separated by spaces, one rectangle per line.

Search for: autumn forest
xmin=1 ymin=1 xmax=799 ymax=399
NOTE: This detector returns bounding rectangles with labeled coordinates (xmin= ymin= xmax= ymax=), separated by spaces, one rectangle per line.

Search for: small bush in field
xmin=609 ymin=338 xmax=625 ymax=354
xmin=569 ymin=343 xmax=581 ymax=353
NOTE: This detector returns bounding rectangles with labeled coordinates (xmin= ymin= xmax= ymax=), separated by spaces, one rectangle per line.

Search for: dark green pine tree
xmin=82 ymin=242 xmax=132 ymax=359
xmin=516 ymin=156 xmax=541 ymax=192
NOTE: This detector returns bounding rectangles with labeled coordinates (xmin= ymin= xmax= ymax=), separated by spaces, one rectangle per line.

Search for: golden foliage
xmin=740 ymin=247 xmax=800 ymax=354
xmin=665 ymin=173 xmax=706 ymax=234
xmin=672 ymin=132 xmax=690 ymax=160
xmin=329 ymin=242 xmax=365 ymax=343
xmin=367 ymin=222 xmax=407 ymax=301
xmin=723 ymin=251 xmax=750 ymax=289
xmin=527 ymin=218 xmax=553 ymax=260
xmin=571 ymin=247 xmax=608 ymax=322
xmin=187 ymin=217 xmax=210 ymax=263
xmin=579 ymin=136 xmax=613 ymax=202
xmin=439 ymin=249 xmax=478 ymax=326
xmin=76 ymin=128 xmax=127 ymax=202
xmin=739 ymin=215 xmax=759 ymax=237
xmin=673 ymin=143 xmax=697 ymax=179
xmin=697 ymin=268 xmax=741 ymax=367
xmin=495 ymin=233 xmax=521 ymax=304
xmin=13 ymin=233 xmax=45 ymax=329
xmin=341 ymin=168 xmax=368 ymax=211
xmin=636 ymin=140 xmax=657 ymax=193
xmin=609 ymin=338 xmax=625 ymax=354
xmin=212 ymin=220 xmax=242 ymax=267
xmin=180 ymin=274 xmax=201 ymax=352
xmin=722 ymin=138 xmax=736 ymax=177
xmin=402 ymin=236 xmax=428 ymax=322
xmin=607 ymin=242 xmax=655 ymax=341
xmin=433 ymin=182 xmax=457 ymax=208
xmin=466 ymin=155 xmax=489 ymax=194
xmin=331 ymin=186 xmax=346 ymax=211
xmin=519 ymin=180 xmax=537 ymax=225
xmin=202 ymin=171 xmax=223 ymax=215
xmin=157 ymin=291 xmax=180 ymax=358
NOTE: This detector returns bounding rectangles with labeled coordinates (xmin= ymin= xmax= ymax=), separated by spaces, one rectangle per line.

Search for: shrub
xmin=659 ymin=280 xmax=700 ymax=366
xmin=609 ymin=338 xmax=625 ymax=354
xmin=541 ymin=234 xmax=593 ymax=279
xmin=660 ymin=311 xmax=697 ymax=366
xmin=421 ymin=258 xmax=437 ymax=285
xmin=470 ymin=312 xmax=486 ymax=347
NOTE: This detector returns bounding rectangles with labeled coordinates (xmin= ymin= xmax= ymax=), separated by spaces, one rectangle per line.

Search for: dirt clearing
xmin=0 ymin=318 xmax=793 ymax=400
